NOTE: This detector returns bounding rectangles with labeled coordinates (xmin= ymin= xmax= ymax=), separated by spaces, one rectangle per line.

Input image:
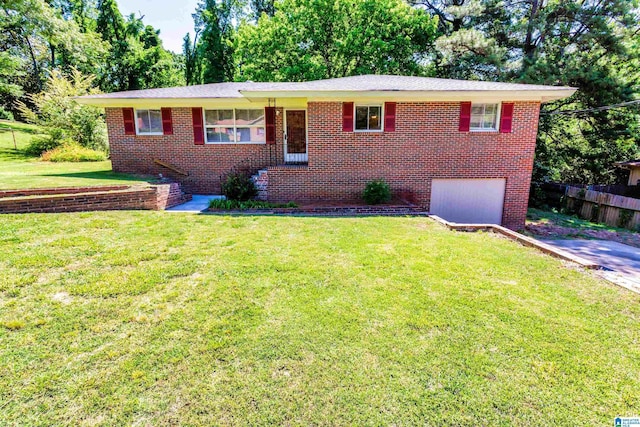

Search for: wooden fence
xmin=565 ymin=186 xmax=640 ymax=230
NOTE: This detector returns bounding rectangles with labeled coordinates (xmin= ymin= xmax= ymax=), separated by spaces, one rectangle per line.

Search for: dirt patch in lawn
xmin=526 ymin=210 xmax=640 ymax=248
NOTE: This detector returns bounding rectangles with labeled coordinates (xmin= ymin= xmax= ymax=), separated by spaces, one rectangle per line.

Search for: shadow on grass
xmin=0 ymin=148 xmax=37 ymax=162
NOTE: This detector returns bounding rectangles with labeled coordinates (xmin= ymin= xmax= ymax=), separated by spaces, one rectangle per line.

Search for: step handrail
xmin=154 ymin=159 xmax=189 ymax=176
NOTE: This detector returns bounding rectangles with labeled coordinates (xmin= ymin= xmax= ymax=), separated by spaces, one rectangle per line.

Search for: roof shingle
xmin=80 ymin=74 xmax=575 ymax=100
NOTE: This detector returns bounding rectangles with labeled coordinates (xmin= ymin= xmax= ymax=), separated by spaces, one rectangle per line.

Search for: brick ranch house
xmin=78 ymin=75 xmax=575 ymax=229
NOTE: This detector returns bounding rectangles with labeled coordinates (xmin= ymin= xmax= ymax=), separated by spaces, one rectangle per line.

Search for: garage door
xmin=430 ymin=178 xmax=506 ymax=224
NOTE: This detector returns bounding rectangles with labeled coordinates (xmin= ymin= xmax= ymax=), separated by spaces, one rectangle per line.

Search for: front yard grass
xmin=527 ymin=207 xmax=640 ymax=248
xmin=1 ymin=213 xmax=639 ymax=425
xmin=0 ymin=121 xmax=153 ymax=189
xmin=527 ymin=207 xmax=631 ymax=233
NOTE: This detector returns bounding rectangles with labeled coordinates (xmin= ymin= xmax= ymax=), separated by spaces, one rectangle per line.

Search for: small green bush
xmin=0 ymin=106 xmax=14 ymax=121
xmin=25 ymin=133 xmax=63 ymax=156
xmin=221 ymin=172 xmax=258 ymax=201
xmin=209 ymin=199 xmax=297 ymax=210
xmin=41 ymin=142 xmax=107 ymax=162
xmin=618 ymin=209 xmax=634 ymax=228
xmin=363 ymin=179 xmax=391 ymax=205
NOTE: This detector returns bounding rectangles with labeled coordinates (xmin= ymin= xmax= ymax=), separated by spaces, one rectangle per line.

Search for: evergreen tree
xmin=415 ymin=0 xmax=640 ymax=184
xmin=183 ymin=33 xmax=199 ymax=85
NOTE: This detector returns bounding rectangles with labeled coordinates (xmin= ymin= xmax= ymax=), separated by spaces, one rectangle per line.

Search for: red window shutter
xmin=384 ymin=102 xmax=396 ymax=132
xmin=265 ymin=107 xmax=276 ymax=145
xmin=342 ymin=102 xmax=354 ymax=132
xmin=161 ymin=108 xmax=173 ymax=135
xmin=191 ymin=107 xmax=204 ymax=145
xmin=122 ymin=108 xmax=135 ymax=135
xmin=459 ymin=102 xmax=471 ymax=132
xmin=500 ymin=103 xmax=515 ymax=133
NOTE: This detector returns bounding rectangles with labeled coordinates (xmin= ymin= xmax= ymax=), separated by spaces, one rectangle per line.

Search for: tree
xmin=0 ymin=0 xmax=106 ymax=96
xmin=0 ymin=51 xmax=23 ymax=99
xmin=415 ymin=0 xmax=640 ymax=184
xmin=183 ymin=32 xmax=200 ymax=85
xmin=17 ymin=68 xmax=108 ymax=153
xmin=192 ymin=0 xmax=236 ymax=83
xmin=235 ymin=0 xmax=438 ymax=82
xmin=513 ymin=0 xmax=640 ymax=184
xmin=95 ymin=3 xmax=184 ymax=91
xmin=410 ymin=0 xmax=507 ymax=80
xmin=250 ymin=0 xmax=274 ymax=20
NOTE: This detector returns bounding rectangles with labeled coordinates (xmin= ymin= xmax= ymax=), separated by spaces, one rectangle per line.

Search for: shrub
xmin=221 ymin=172 xmax=258 ymax=201
xmin=0 ymin=106 xmax=14 ymax=121
xmin=41 ymin=142 xmax=107 ymax=162
xmin=17 ymin=68 xmax=109 ymax=153
xmin=25 ymin=133 xmax=64 ymax=156
xmin=363 ymin=179 xmax=391 ymax=205
xmin=618 ymin=209 xmax=634 ymax=228
xmin=209 ymin=199 xmax=297 ymax=210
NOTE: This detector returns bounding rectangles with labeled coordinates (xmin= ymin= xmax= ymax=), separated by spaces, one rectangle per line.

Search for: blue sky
xmin=118 ymin=0 xmax=200 ymax=53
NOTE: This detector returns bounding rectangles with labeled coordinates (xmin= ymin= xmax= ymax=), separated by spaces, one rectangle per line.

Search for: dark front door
xmin=285 ymin=110 xmax=307 ymax=163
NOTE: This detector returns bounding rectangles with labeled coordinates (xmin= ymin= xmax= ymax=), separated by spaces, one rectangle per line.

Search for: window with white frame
xmin=470 ymin=103 xmax=499 ymax=131
xmin=204 ymin=109 xmax=265 ymax=143
xmin=355 ymin=105 xmax=382 ymax=131
xmin=135 ymin=109 xmax=163 ymax=135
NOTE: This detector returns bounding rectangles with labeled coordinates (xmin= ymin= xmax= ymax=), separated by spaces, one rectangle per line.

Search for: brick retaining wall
xmin=0 ymin=185 xmax=131 ymax=199
xmin=0 ymin=183 xmax=190 ymax=214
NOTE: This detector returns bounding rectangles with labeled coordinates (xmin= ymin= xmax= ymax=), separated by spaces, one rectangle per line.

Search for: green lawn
xmin=527 ymin=207 xmax=631 ymax=233
xmin=0 ymin=121 xmax=153 ymax=189
xmin=1 ymin=213 xmax=639 ymax=425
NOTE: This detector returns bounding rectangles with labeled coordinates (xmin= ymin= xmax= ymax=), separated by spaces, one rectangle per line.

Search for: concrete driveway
xmin=541 ymin=239 xmax=640 ymax=290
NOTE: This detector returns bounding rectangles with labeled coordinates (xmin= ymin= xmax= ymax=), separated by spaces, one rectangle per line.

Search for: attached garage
xmin=430 ymin=178 xmax=506 ymax=224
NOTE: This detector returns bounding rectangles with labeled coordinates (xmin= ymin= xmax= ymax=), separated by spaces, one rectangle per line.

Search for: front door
xmin=285 ymin=110 xmax=307 ymax=163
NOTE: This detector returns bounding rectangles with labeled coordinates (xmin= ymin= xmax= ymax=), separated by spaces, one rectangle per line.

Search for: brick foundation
xmin=208 ymin=204 xmax=428 ymax=216
xmin=0 ymin=183 xmax=190 ymax=214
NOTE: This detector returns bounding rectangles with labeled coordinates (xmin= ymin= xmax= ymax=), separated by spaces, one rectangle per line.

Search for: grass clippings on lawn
xmin=1 ymin=213 xmax=640 ymax=426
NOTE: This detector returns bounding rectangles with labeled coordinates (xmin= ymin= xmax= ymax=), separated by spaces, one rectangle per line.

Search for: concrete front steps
xmin=251 ymin=169 xmax=269 ymax=201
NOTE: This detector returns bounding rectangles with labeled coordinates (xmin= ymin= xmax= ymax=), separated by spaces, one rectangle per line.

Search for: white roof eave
xmin=76 ymin=89 xmax=577 ymax=107
xmin=239 ymin=89 xmax=577 ymax=103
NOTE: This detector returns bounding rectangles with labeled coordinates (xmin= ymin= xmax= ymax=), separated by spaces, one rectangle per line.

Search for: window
xmin=470 ymin=103 xmax=499 ymax=131
xmin=355 ymin=105 xmax=382 ymax=131
xmin=135 ymin=109 xmax=163 ymax=135
xmin=204 ymin=109 xmax=265 ymax=143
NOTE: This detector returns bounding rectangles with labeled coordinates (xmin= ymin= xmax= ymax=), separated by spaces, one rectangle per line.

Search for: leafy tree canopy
xmin=234 ymin=0 xmax=438 ymax=81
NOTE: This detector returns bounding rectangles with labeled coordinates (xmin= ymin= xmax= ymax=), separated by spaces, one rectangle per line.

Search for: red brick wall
xmin=0 ymin=185 xmax=130 ymax=198
xmin=0 ymin=183 xmax=190 ymax=214
xmin=105 ymin=107 xmax=284 ymax=194
xmin=268 ymin=101 xmax=540 ymax=229
xmin=105 ymin=102 xmax=540 ymax=229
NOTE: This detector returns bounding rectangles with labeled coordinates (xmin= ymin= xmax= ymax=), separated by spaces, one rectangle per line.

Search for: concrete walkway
xmin=541 ymin=239 xmax=640 ymax=292
xmin=166 ymin=195 xmax=223 ymax=213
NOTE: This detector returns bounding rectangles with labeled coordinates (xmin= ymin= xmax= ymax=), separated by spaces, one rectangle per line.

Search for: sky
xmin=117 ymin=0 xmax=200 ymax=53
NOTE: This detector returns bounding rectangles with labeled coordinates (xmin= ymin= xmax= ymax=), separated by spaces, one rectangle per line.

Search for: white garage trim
xmin=430 ymin=178 xmax=506 ymax=224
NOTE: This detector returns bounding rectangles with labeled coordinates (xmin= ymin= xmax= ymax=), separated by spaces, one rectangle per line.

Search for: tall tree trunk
xmin=524 ymin=0 xmax=541 ymax=65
